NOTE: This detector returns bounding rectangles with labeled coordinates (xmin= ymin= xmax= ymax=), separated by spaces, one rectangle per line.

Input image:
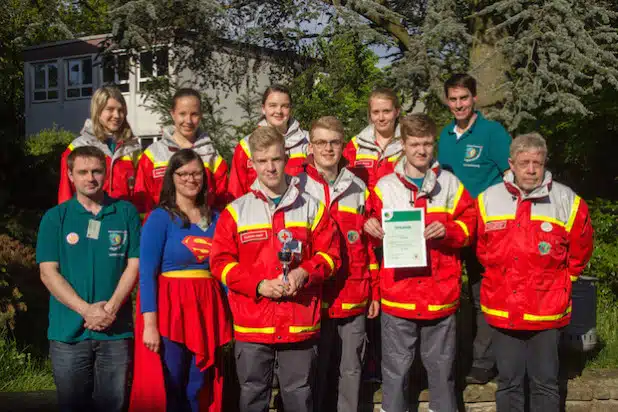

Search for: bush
xmin=0 ymin=329 xmax=54 ymax=392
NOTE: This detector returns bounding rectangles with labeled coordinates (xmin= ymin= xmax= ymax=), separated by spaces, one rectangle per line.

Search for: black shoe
xmin=465 ymin=367 xmax=496 ymax=385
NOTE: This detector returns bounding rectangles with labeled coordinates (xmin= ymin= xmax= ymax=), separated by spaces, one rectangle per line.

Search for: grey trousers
xmin=493 ymin=328 xmax=561 ymax=412
xmin=381 ymin=313 xmax=457 ymax=412
xmin=315 ymin=314 xmax=367 ymax=412
xmin=235 ymin=339 xmax=317 ymax=412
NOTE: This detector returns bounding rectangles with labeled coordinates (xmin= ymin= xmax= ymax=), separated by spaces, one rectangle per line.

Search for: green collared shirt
xmin=437 ymin=111 xmax=511 ymax=198
xmin=36 ymin=195 xmax=141 ymax=343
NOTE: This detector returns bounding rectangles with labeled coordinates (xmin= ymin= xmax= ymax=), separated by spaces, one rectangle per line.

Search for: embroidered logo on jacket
xmin=464 ymin=145 xmax=483 ymax=162
xmin=485 ymin=221 xmax=507 ymax=232
xmin=182 ymin=236 xmax=212 ymax=263
xmin=354 ymin=159 xmax=375 ymax=168
xmin=240 ymin=230 xmax=269 ymax=244
xmin=347 ymin=230 xmax=360 ymax=244
xmin=153 ymin=167 xmax=166 ymax=178
xmin=538 ymin=241 xmax=552 ymax=255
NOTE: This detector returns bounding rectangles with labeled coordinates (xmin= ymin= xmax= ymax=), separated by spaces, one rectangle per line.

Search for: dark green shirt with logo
xmin=438 ymin=111 xmax=511 ymax=198
xmin=36 ymin=195 xmax=141 ymax=343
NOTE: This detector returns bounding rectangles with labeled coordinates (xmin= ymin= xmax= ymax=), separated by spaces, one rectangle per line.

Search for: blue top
xmin=437 ymin=111 xmax=511 ymax=198
xmin=270 ymin=196 xmax=282 ymax=206
xmin=139 ymin=208 xmax=219 ymax=313
xmin=405 ymin=176 xmax=424 ymax=189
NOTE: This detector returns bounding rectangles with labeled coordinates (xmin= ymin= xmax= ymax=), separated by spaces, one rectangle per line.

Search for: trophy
xmin=278 ymin=246 xmax=293 ymax=283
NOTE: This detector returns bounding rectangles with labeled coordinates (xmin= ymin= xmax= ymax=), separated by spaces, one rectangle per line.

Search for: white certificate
xmin=382 ymin=208 xmax=427 ymax=268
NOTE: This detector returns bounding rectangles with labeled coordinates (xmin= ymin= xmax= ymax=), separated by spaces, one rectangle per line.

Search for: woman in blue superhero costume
xmin=130 ymin=149 xmax=232 ymax=412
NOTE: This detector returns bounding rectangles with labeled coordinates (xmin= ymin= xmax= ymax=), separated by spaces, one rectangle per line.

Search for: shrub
xmin=584 ymin=199 xmax=618 ymax=301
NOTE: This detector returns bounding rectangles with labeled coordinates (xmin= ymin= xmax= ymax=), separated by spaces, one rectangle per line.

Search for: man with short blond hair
xmin=211 ymin=125 xmax=341 ymax=412
xmin=476 ymin=132 xmax=593 ymax=411
xmin=298 ymin=116 xmax=379 ymax=412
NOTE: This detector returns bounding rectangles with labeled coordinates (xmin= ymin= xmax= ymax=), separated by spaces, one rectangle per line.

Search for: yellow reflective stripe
xmin=455 ymin=220 xmax=470 ymax=239
xmin=239 ymin=139 xmax=251 ymax=158
xmin=234 ymin=325 xmax=275 ymax=334
xmin=337 ymin=205 xmax=357 ymax=214
xmin=289 ymin=323 xmax=320 ymax=333
xmin=342 ymin=299 xmax=368 ymax=310
xmin=357 ymin=154 xmax=378 ymax=160
xmin=286 ymin=221 xmax=310 ymax=229
xmin=153 ymin=161 xmax=168 ymax=168
xmin=381 ymin=298 xmax=416 ymax=310
xmin=351 ymin=137 xmax=359 ymax=151
xmin=570 ymin=276 xmax=578 ymax=282
xmin=364 ymin=188 xmax=370 ymax=201
xmin=221 ymin=262 xmax=238 ymax=286
xmin=369 ymin=263 xmax=379 ymax=271
xmin=317 ymin=252 xmax=335 ymax=274
xmin=450 ymin=183 xmax=464 ymax=215
xmin=428 ymin=300 xmax=458 ymax=312
xmin=374 ymin=186 xmax=383 ymax=201
xmin=289 ymin=152 xmax=307 ymax=159
xmin=387 ymin=154 xmax=399 ymax=162
xmin=143 ymin=149 xmax=156 ymax=163
xmin=565 ymin=196 xmax=581 ymax=233
xmin=477 ymin=193 xmax=488 ymax=223
xmin=225 ymin=205 xmax=239 ymax=223
xmin=481 ymin=304 xmax=509 ymax=318
xmin=530 ymin=216 xmax=565 ymax=228
xmin=311 ymin=202 xmax=325 ymax=232
xmin=238 ymin=223 xmax=272 ymax=232
xmin=120 ymin=155 xmax=133 ymax=161
xmin=204 ymin=156 xmax=223 ymax=173
xmin=426 ymin=207 xmax=448 ymax=213
xmin=523 ymin=306 xmax=571 ymax=321
xmin=68 ymin=143 xmax=75 ymax=151
xmin=162 ymin=269 xmax=212 ymax=279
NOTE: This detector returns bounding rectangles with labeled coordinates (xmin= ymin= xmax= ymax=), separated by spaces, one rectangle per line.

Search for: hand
xmin=364 ymin=218 xmax=384 ymax=239
xmin=103 ymin=301 xmax=118 ymax=317
xmin=367 ymin=300 xmax=380 ymax=319
xmin=424 ymin=221 xmax=446 ymax=240
xmin=83 ymin=301 xmax=115 ymax=331
xmin=285 ymin=268 xmax=309 ymax=296
xmin=257 ymin=278 xmax=287 ymax=300
xmin=143 ymin=325 xmax=161 ymax=353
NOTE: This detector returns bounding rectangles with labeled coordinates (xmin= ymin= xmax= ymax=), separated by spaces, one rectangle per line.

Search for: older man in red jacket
xmin=476 ymin=132 xmax=593 ymax=412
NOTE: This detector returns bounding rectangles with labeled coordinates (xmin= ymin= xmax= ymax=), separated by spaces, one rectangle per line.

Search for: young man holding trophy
xmin=211 ymin=125 xmax=340 ymax=412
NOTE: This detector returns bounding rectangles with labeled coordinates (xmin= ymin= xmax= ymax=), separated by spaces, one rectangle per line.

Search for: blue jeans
xmin=49 ymin=339 xmax=132 ymax=412
xmin=160 ymin=337 xmax=207 ymax=412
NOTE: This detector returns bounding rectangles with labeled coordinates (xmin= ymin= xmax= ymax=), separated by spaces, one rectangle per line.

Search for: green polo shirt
xmin=36 ymin=195 xmax=141 ymax=343
xmin=437 ymin=111 xmax=511 ymax=198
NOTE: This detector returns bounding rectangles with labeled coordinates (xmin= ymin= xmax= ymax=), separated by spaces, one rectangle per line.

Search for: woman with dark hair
xmin=130 ymin=149 xmax=232 ymax=412
xmin=58 ymin=86 xmax=141 ymax=203
xmin=134 ymin=88 xmax=229 ymax=217
xmin=227 ymin=84 xmax=308 ymax=199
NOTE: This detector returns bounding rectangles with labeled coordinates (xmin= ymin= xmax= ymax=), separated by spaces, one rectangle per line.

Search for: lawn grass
xmin=585 ymin=295 xmax=618 ymax=369
xmin=0 ymin=330 xmax=54 ymax=392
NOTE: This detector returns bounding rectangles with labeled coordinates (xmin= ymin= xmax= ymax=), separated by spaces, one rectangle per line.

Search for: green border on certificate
xmin=382 ymin=208 xmax=427 ymax=268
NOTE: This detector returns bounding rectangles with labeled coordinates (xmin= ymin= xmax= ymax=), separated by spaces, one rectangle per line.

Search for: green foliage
xmin=291 ymin=32 xmax=386 ymax=138
xmin=584 ymin=200 xmax=618 ymax=301
xmin=0 ymin=330 xmax=54 ymax=392
xmin=0 ymin=235 xmax=34 ymax=332
xmin=25 ymin=126 xmax=74 ymax=157
xmin=587 ymin=293 xmax=618 ymax=368
xmin=230 ymin=85 xmax=262 ymax=143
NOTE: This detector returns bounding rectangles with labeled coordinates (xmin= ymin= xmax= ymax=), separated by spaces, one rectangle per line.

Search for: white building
xmin=23 ymin=34 xmax=280 ymax=143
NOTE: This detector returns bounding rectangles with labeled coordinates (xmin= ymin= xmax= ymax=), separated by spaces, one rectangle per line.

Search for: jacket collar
xmin=503 ymin=170 xmax=553 ymax=200
xmin=393 ymin=156 xmax=441 ymax=197
xmin=257 ymin=118 xmax=308 ymax=149
xmin=303 ymin=158 xmax=356 ymax=200
xmin=249 ymin=175 xmax=301 ymax=210
xmin=355 ymin=123 xmax=402 ymax=158
xmin=160 ymin=126 xmax=217 ymax=156
xmin=78 ymin=120 xmax=140 ymax=159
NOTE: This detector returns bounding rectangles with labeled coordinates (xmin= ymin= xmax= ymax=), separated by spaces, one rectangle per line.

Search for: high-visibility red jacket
xmin=343 ymin=124 xmax=403 ymax=190
xmin=210 ymin=176 xmax=341 ymax=344
xmin=368 ymin=159 xmax=476 ymax=320
xmin=133 ymin=127 xmax=228 ymax=216
xmin=227 ymin=119 xmax=308 ymax=200
xmin=298 ymin=160 xmax=379 ymax=319
xmin=58 ymin=119 xmax=141 ymax=203
xmin=476 ymin=171 xmax=593 ymax=331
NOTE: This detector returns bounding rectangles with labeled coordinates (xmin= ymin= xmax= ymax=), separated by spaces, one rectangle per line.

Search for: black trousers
xmin=493 ymin=328 xmax=561 ymax=412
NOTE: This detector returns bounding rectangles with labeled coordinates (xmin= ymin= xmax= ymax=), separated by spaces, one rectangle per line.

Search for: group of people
xmin=35 ymin=73 xmax=594 ymax=412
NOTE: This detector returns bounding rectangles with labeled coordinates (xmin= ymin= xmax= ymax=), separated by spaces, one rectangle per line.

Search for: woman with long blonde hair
xmin=58 ymin=86 xmax=141 ymax=203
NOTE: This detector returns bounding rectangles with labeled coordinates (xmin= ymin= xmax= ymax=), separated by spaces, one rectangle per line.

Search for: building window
xmin=138 ymin=48 xmax=169 ymax=90
xmin=102 ymin=54 xmax=130 ymax=93
xmin=66 ymin=57 xmax=93 ymax=99
xmin=32 ymin=62 xmax=59 ymax=102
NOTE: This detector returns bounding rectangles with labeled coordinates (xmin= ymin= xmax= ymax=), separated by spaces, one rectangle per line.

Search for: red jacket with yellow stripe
xmin=58 ymin=119 xmax=141 ymax=203
xmin=297 ymin=160 xmax=379 ymax=319
xmin=210 ymin=176 xmax=341 ymax=344
xmin=476 ymin=171 xmax=593 ymax=331
xmin=228 ymin=119 xmax=308 ymax=200
xmin=133 ymin=127 xmax=228 ymax=216
xmin=369 ymin=159 xmax=476 ymax=320
xmin=343 ymin=124 xmax=403 ymax=190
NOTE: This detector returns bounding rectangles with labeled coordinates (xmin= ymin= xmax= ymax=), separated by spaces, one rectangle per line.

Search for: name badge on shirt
xmin=87 ymin=219 xmax=101 ymax=240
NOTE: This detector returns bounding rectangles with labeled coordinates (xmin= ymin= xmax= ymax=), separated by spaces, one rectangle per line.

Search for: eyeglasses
xmin=174 ymin=171 xmax=203 ymax=181
xmin=312 ymin=140 xmax=344 ymax=149
xmin=514 ymin=160 xmax=544 ymax=169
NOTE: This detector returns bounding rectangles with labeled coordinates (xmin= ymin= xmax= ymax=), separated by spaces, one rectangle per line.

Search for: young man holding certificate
xmin=366 ymin=113 xmax=476 ymax=412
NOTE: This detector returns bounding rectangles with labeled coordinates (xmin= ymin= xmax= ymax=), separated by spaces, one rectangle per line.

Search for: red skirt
xmin=129 ymin=277 xmax=232 ymax=412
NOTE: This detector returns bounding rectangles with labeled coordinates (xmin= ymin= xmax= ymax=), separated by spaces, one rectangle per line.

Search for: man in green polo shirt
xmin=438 ymin=73 xmax=512 ymax=385
xmin=36 ymin=146 xmax=140 ymax=412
